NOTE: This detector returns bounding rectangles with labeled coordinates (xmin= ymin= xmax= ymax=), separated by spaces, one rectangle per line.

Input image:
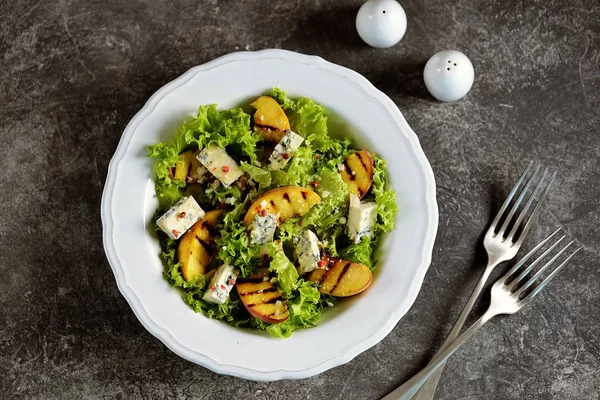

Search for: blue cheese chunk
xmin=294 ymin=230 xmax=321 ymax=274
xmin=268 ymin=131 xmax=304 ymax=170
xmin=347 ymin=194 xmax=377 ymax=244
xmin=156 ymin=196 xmax=205 ymax=240
xmin=250 ymin=213 xmax=278 ymax=244
xmin=196 ymin=144 xmax=244 ymax=187
xmin=202 ymin=264 xmax=238 ymax=304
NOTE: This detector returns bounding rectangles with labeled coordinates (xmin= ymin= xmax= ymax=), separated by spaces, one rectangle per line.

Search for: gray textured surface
xmin=1 ymin=0 xmax=599 ymax=399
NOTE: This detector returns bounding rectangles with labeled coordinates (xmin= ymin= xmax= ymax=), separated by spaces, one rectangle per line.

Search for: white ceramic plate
xmin=101 ymin=49 xmax=438 ymax=381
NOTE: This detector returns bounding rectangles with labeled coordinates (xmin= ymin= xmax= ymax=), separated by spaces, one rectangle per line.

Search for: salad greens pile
xmin=148 ymin=88 xmax=398 ymax=337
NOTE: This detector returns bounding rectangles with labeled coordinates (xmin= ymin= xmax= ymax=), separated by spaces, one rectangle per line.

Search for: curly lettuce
xmin=148 ymin=88 xmax=398 ymax=338
xmin=147 ymin=105 xmax=260 ymax=207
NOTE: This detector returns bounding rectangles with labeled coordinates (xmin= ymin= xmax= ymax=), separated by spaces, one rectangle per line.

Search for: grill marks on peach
xmin=307 ymin=258 xmax=373 ymax=297
xmin=237 ymin=278 xmax=289 ymax=323
xmin=340 ymin=150 xmax=375 ymax=199
xmin=242 ymin=186 xmax=321 ymax=226
xmin=177 ymin=210 xmax=222 ymax=281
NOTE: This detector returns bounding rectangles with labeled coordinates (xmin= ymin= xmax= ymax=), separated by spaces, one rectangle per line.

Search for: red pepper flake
xmin=259 ymin=209 xmax=267 ymax=217
xmin=315 ymin=154 xmax=321 ymax=160
xmin=311 ymin=181 xmax=319 ymax=188
xmin=282 ymin=153 xmax=289 ymax=160
xmin=222 ymin=166 xmax=230 ymax=173
xmin=211 ymin=285 xmax=216 ymax=291
xmin=228 ymin=278 xmax=236 ymax=286
xmin=219 ymin=202 xmax=226 ymax=209
xmin=212 ymin=167 xmax=217 ymax=171
xmin=317 ymin=260 xmax=327 ymax=269
xmin=178 ymin=212 xmax=186 ymax=219
xmin=297 ymin=219 xmax=303 ymax=226
xmin=220 ymin=284 xmax=226 ymax=290
xmin=171 ymin=229 xmax=181 ymax=237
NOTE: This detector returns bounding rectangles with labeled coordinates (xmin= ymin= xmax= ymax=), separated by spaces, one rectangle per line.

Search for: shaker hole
xmin=454 ymin=63 xmax=457 ymax=66
xmin=447 ymin=67 xmax=450 ymax=71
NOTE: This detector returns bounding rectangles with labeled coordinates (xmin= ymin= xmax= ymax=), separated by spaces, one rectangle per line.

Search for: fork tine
xmin=512 ymin=172 xmax=556 ymax=246
xmin=490 ymin=161 xmax=534 ymax=231
xmin=513 ymin=240 xmax=576 ymax=298
xmin=526 ymin=246 xmax=583 ymax=300
xmin=506 ymin=168 xmax=550 ymax=243
xmin=502 ymin=228 xmax=563 ymax=286
xmin=505 ymin=234 xmax=567 ymax=292
xmin=497 ymin=165 xmax=541 ymax=238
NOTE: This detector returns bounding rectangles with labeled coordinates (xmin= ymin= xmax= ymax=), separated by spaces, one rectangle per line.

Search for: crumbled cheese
xmin=321 ymin=190 xmax=330 ymax=198
xmin=294 ymin=230 xmax=321 ymax=274
xmin=250 ymin=213 xmax=278 ymax=244
xmin=268 ymin=131 xmax=304 ymax=170
xmin=337 ymin=163 xmax=345 ymax=172
xmin=156 ymin=196 xmax=205 ymax=240
xmin=346 ymin=194 xmax=377 ymax=244
xmin=202 ymin=264 xmax=238 ymax=304
xmin=224 ymin=197 xmax=237 ymax=205
xmin=339 ymin=217 xmax=347 ymax=224
xmin=196 ymin=144 xmax=244 ymax=187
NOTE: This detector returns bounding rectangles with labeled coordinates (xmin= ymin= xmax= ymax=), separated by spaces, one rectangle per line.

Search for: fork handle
xmin=398 ymin=260 xmax=499 ymax=400
xmin=382 ymin=310 xmax=497 ymax=400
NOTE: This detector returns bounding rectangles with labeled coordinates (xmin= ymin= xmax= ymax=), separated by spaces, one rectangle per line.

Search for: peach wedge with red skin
xmin=251 ymin=96 xmax=290 ymax=142
xmin=177 ymin=210 xmax=221 ymax=281
xmin=307 ymin=257 xmax=373 ymax=297
xmin=242 ymin=186 xmax=321 ymax=226
xmin=237 ymin=269 xmax=289 ymax=323
xmin=340 ymin=150 xmax=374 ymax=199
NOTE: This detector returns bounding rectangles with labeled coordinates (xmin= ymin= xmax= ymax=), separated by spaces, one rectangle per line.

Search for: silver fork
xmin=400 ymin=162 xmax=554 ymax=400
xmin=383 ymin=229 xmax=582 ymax=399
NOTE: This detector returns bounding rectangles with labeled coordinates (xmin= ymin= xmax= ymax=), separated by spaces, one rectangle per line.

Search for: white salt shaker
xmin=356 ymin=0 xmax=407 ymax=48
xmin=423 ymin=50 xmax=475 ymax=102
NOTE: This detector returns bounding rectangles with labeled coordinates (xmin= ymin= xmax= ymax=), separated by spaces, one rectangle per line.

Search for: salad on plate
xmin=148 ymin=88 xmax=398 ymax=337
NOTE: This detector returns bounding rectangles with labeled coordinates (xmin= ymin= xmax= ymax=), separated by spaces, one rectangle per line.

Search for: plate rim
xmin=101 ymin=49 xmax=438 ymax=381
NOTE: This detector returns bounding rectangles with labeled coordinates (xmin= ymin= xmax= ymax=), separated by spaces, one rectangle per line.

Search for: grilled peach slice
xmin=251 ymin=96 xmax=290 ymax=142
xmin=307 ymin=257 xmax=372 ymax=297
xmin=237 ymin=269 xmax=289 ymax=323
xmin=340 ymin=150 xmax=374 ymax=199
xmin=169 ymin=149 xmax=209 ymax=183
xmin=243 ymin=186 xmax=321 ymax=226
xmin=177 ymin=210 xmax=221 ymax=281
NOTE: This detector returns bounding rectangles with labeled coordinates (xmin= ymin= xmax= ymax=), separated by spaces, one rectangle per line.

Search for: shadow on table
xmin=413 ymin=183 xmax=507 ymax=371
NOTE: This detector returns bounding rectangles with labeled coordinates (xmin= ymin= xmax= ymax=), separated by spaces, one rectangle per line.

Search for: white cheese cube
xmin=268 ymin=130 xmax=304 ymax=170
xmin=250 ymin=213 xmax=278 ymax=244
xmin=196 ymin=144 xmax=244 ymax=187
xmin=294 ymin=230 xmax=321 ymax=274
xmin=156 ymin=196 xmax=205 ymax=240
xmin=347 ymin=194 xmax=377 ymax=244
xmin=202 ymin=264 xmax=238 ymax=304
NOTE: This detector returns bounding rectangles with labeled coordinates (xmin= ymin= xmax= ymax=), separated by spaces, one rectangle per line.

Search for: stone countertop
xmin=1 ymin=1 xmax=598 ymax=399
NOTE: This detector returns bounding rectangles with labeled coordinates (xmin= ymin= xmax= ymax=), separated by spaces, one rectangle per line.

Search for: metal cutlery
xmin=399 ymin=162 xmax=554 ymax=400
xmin=383 ymin=229 xmax=582 ymax=399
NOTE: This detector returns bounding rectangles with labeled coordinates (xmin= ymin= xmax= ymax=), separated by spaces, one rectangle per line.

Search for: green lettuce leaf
xmin=240 ymin=162 xmax=271 ymax=189
xmin=265 ymin=242 xmax=299 ymax=297
xmin=372 ymin=156 xmax=399 ymax=234
xmin=339 ymin=236 xmax=374 ymax=270
xmin=215 ymin=201 xmax=260 ymax=278
xmin=266 ymin=281 xmax=324 ymax=338
xmin=147 ymin=105 xmax=259 ymax=208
